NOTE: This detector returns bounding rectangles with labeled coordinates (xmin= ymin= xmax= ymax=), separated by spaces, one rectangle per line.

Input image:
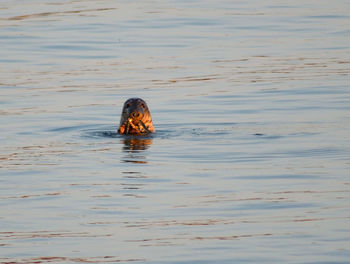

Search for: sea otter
xmin=118 ymin=98 xmax=155 ymax=135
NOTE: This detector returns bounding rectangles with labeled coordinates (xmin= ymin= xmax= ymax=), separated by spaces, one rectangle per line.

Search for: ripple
xmin=85 ymin=130 xmax=120 ymax=139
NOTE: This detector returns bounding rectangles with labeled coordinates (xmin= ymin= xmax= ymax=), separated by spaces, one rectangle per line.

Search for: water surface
xmin=1 ymin=1 xmax=350 ymax=263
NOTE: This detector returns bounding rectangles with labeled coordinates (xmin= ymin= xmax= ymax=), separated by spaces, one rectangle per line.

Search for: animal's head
xmin=118 ymin=98 xmax=155 ymax=135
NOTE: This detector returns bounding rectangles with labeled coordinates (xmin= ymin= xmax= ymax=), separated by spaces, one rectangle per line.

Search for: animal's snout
xmin=130 ymin=111 xmax=142 ymax=119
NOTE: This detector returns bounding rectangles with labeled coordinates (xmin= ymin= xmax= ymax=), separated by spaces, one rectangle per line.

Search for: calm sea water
xmin=1 ymin=1 xmax=350 ymax=263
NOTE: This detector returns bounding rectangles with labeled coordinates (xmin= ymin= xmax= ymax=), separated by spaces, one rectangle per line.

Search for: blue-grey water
xmin=1 ymin=1 xmax=350 ymax=263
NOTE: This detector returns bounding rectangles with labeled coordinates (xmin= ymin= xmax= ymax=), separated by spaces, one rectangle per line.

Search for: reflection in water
xmin=121 ymin=137 xmax=153 ymax=164
xmin=122 ymin=137 xmax=153 ymax=151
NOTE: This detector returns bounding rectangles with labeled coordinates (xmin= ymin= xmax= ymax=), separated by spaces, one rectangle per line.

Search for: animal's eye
xmin=126 ymin=103 xmax=131 ymax=108
xmin=140 ymin=103 xmax=145 ymax=108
